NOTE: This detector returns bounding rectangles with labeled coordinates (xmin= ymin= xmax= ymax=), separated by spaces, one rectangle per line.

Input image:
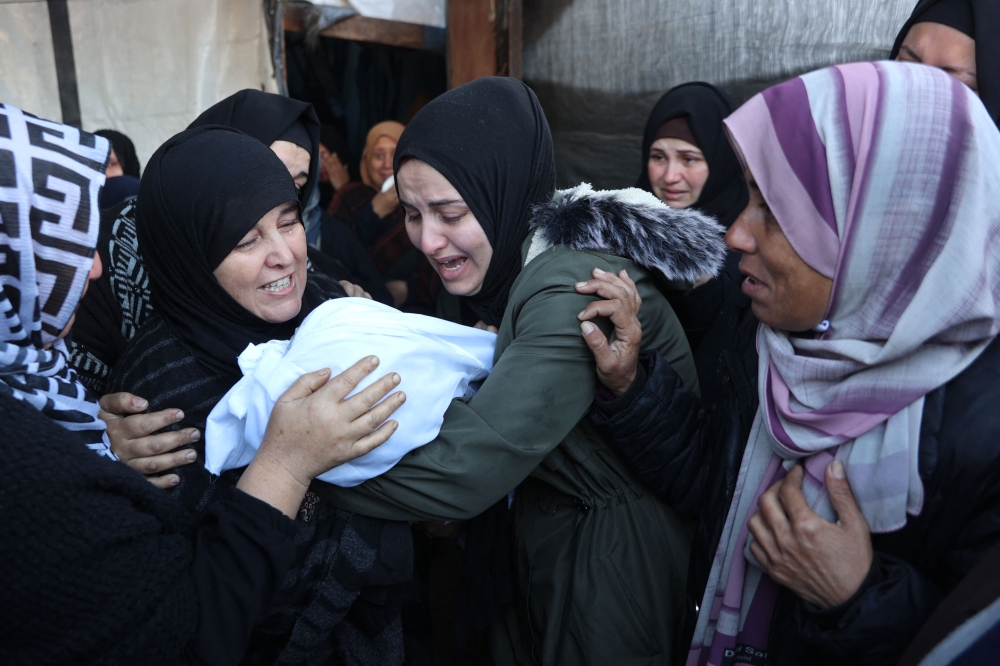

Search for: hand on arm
xmin=339 ymin=280 xmax=373 ymax=300
xmin=323 ymin=152 xmax=351 ymax=190
xmin=474 ymin=320 xmax=499 ymax=334
xmin=371 ymin=188 xmax=400 ymax=219
xmin=386 ymin=280 xmax=408 ymax=307
xmin=748 ymin=461 xmax=874 ymax=609
xmin=574 ymin=268 xmax=643 ymax=397
xmin=237 ymin=356 xmax=405 ymax=517
xmin=99 ymin=392 xmax=200 ymax=489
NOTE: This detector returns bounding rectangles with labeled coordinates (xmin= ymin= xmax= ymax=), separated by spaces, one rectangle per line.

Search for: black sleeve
xmin=783 ymin=480 xmax=1000 ymax=664
xmin=771 ymin=554 xmax=942 ymax=665
xmin=353 ymin=202 xmax=394 ymax=245
xmin=183 ymin=488 xmax=298 ymax=665
xmin=589 ymin=350 xmax=710 ymax=514
xmin=319 ymin=215 xmax=394 ymax=305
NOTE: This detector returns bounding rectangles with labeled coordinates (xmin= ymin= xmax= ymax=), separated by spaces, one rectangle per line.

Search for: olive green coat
xmin=316 ymin=231 xmax=698 ymax=665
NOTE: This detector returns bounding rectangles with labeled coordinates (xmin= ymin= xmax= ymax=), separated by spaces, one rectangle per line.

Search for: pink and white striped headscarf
xmin=689 ymin=61 xmax=1000 ymax=666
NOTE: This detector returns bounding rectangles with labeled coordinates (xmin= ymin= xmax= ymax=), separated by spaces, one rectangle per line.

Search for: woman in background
xmin=329 ymin=120 xmax=440 ymax=311
xmin=637 ymin=82 xmax=750 ymax=407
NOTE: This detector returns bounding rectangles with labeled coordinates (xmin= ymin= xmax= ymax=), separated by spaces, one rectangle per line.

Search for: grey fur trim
xmin=528 ymin=183 xmax=727 ymax=282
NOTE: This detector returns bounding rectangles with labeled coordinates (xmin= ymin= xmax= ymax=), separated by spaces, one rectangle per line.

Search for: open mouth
xmin=438 ymin=257 xmax=468 ymax=273
xmin=260 ymin=275 xmax=291 ymax=293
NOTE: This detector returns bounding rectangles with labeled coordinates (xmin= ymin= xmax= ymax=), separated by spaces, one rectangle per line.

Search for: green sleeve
xmin=315 ymin=252 xmax=614 ymax=521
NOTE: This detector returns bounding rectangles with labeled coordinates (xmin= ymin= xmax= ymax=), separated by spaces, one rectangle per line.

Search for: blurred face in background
xmin=105 ymin=149 xmax=123 ymax=178
xmin=647 ymin=137 xmax=710 ymax=209
xmin=369 ymin=136 xmax=397 ymax=189
xmin=269 ymin=140 xmax=311 ymax=195
xmin=897 ymin=22 xmax=977 ymax=93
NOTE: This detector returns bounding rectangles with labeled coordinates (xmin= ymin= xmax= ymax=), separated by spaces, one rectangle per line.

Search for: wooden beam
xmin=283 ymin=13 xmax=425 ymax=50
xmin=448 ymin=0 xmax=497 ymax=88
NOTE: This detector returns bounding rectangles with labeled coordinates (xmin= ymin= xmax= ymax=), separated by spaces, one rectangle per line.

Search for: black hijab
xmin=95 ymin=129 xmax=141 ymax=178
xmin=393 ymin=77 xmax=556 ymax=327
xmin=636 ymin=82 xmax=748 ymax=228
xmin=891 ymin=0 xmax=999 ymax=127
xmin=137 ymin=126 xmax=322 ymax=379
xmin=188 ymin=89 xmax=322 ymax=205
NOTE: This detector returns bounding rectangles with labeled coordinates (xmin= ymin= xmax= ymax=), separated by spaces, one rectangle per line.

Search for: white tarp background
xmin=0 ymin=0 xmax=277 ymax=168
xmin=522 ymin=0 xmax=918 ymax=189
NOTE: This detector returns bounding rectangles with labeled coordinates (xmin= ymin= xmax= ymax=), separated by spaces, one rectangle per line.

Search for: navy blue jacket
xmin=591 ymin=333 xmax=1000 ymax=665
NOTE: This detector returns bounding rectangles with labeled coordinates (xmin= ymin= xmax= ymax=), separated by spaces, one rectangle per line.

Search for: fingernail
xmin=581 ymin=321 xmax=596 ymax=335
xmin=577 ymin=310 xmax=586 ymax=319
xmin=622 ymin=269 xmax=629 ymax=278
xmin=831 ymin=460 xmax=845 ymax=479
xmin=132 ymin=397 xmax=147 ymax=409
xmin=189 ymin=430 xmax=201 ymax=441
xmin=185 ymin=450 xmax=197 ymax=462
xmin=398 ymin=392 xmax=406 ymax=402
xmin=174 ymin=410 xmax=184 ymax=421
xmin=575 ymin=282 xmax=587 ymax=288
xmin=370 ymin=356 xmax=380 ymax=367
xmin=169 ymin=475 xmax=180 ymax=486
xmin=392 ymin=373 xmax=401 ymax=384
xmin=594 ymin=268 xmax=606 ymax=275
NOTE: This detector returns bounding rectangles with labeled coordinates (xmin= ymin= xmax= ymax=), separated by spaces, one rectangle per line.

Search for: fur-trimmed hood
xmin=527 ymin=183 xmax=727 ymax=283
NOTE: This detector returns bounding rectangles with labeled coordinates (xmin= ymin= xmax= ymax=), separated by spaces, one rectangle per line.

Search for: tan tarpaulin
xmin=0 ymin=0 xmax=277 ymax=167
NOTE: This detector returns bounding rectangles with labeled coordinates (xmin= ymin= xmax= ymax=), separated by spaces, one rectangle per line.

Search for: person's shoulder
xmin=932 ymin=336 xmax=1000 ymax=476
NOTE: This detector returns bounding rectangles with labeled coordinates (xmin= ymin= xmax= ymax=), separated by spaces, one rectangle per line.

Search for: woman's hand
xmin=575 ymin=268 xmax=643 ymax=397
xmin=339 ymin=280 xmax=372 ymax=300
xmin=237 ymin=356 xmax=405 ymax=517
xmin=371 ymin=187 xmax=400 ymax=219
xmin=474 ymin=320 xmax=499 ymax=334
xmin=748 ymin=461 xmax=874 ymax=609
xmin=322 ymin=151 xmax=351 ymax=190
xmin=386 ymin=280 xmax=408 ymax=307
xmin=99 ymin=392 xmax=200 ymax=489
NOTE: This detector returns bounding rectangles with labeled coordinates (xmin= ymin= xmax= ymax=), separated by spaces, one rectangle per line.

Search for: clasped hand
xmin=748 ymin=461 xmax=874 ymax=609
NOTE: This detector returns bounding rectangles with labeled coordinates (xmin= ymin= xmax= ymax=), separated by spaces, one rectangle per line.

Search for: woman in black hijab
xmin=106 ymin=125 xmax=412 ymax=665
xmin=95 ymin=128 xmax=141 ymax=177
xmin=637 ymin=82 xmax=747 ymax=228
xmin=318 ymin=76 xmax=716 ymax=665
xmin=637 ymin=82 xmax=751 ymax=406
xmin=892 ymin=0 xmax=998 ymax=126
xmin=69 ymin=91 xmax=389 ymax=397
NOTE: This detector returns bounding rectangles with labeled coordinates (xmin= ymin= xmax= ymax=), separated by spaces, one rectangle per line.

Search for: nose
xmin=725 ymin=207 xmax=756 ymax=253
xmin=415 ymin=219 xmax=449 ymax=256
xmin=88 ymin=251 xmax=103 ymax=282
xmin=664 ymin=160 xmax=684 ymax=184
xmin=265 ymin=231 xmax=296 ymax=267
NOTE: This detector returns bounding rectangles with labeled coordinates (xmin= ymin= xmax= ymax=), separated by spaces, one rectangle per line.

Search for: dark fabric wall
xmin=285 ymin=32 xmax=446 ymax=175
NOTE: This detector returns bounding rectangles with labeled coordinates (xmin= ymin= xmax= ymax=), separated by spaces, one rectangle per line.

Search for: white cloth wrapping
xmin=205 ymin=298 xmax=496 ymax=486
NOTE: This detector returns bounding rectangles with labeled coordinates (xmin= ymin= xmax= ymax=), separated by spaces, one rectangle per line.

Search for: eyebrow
xmin=900 ymin=45 xmax=976 ymax=77
xmin=747 ymin=179 xmax=761 ymax=192
xmin=900 ymin=45 xmax=923 ymax=63
xmin=280 ymin=204 xmax=298 ymax=215
xmin=399 ymin=198 xmax=466 ymax=209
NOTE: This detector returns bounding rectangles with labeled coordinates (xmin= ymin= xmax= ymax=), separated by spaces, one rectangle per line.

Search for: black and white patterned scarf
xmin=0 ymin=103 xmax=115 ymax=457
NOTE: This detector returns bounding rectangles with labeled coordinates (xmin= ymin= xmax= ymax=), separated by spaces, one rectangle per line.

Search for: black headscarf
xmin=188 ymin=89 xmax=322 ymax=205
xmin=636 ymin=82 xmax=749 ymax=228
xmin=137 ymin=126 xmax=322 ymax=379
xmin=95 ymin=129 xmax=141 ymax=178
xmin=394 ymin=77 xmax=556 ymax=327
xmin=891 ymin=0 xmax=999 ymax=127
